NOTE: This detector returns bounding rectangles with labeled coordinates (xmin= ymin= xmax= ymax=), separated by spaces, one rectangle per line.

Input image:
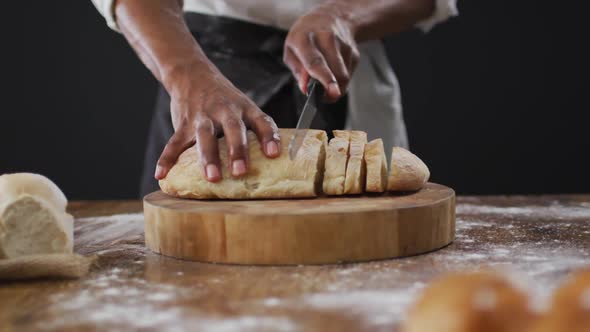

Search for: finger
xmin=245 ymin=109 xmax=281 ymax=158
xmin=348 ymin=46 xmax=360 ymax=76
xmin=195 ymin=118 xmax=222 ymax=182
xmin=283 ymin=49 xmax=307 ymax=94
xmin=300 ymin=71 xmax=310 ymax=96
xmin=221 ymin=116 xmax=249 ymax=177
xmin=315 ymin=33 xmax=350 ymax=100
xmin=340 ymin=43 xmax=353 ymax=72
xmin=339 ymin=43 xmax=360 ymax=82
xmin=155 ymin=130 xmax=194 ymax=180
xmin=287 ymin=32 xmax=341 ymax=100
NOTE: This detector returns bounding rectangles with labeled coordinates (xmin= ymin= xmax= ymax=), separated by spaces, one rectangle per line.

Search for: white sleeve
xmin=416 ymin=0 xmax=458 ymax=32
xmin=90 ymin=0 xmax=119 ymax=31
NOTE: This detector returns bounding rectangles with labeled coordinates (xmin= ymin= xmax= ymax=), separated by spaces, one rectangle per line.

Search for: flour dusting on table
xmin=300 ymin=286 xmax=425 ymax=326
xmin=75 ymin=213 xmax=145 ymax=249
xmin=458 ymin=202 xmax=590 ymax=219
xmin=39 ymin=199 xmax=590 ymax=332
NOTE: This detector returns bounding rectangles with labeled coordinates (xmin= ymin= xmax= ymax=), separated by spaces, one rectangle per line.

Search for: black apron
xmin=140 ymin=13 xmax=347 ymax=197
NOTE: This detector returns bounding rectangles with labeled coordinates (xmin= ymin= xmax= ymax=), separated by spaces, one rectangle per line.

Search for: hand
xmin=154 ymin=62 xmax=281 ymax=182
xmin=284 ymin=5 xmax=360 ymax=102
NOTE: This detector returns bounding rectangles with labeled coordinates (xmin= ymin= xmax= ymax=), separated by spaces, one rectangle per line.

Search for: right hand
xmin=154 ymin=62 xmax=281 ymax=182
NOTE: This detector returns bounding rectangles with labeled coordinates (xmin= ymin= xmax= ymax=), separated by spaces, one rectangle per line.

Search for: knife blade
xmin=288 ymin=78 xmax=324 ymax=160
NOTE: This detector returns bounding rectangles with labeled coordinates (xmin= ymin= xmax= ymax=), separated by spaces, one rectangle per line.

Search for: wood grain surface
xmin=144 ymin=183 xmax=455 ymax=265
xmin=1 ymin=195 xmax=589 ymax=332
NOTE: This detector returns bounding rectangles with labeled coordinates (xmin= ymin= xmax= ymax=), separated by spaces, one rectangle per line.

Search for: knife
xmin=288 ymin=78 xmax=324 ymax=160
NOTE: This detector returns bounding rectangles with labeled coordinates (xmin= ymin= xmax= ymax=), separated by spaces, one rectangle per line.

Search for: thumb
xmin=299 ymin=71 xmax=310 ymax=95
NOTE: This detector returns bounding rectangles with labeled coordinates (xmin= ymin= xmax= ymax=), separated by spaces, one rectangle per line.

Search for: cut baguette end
xmin=387 ymin=147 xmax=430 ymax=191
xmin=0 ymin=195 xmax=73 ymax=259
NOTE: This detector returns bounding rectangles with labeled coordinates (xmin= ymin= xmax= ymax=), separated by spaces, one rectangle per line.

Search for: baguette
xmin=160 ymin=129 xmax=328 ymax=199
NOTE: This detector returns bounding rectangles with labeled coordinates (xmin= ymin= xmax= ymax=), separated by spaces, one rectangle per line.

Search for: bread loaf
xmin=364 ymin=139 xmax=387 ymax=193
xmin=334 ymin=130 xmax=367 ymax=194
xmin=528 ymin=270 xmax=590 ymax=332
xmin=161 ymin=129 xmax=433 ymax=199
xmin=322 ymin=137 xmax=349 ymax=195
xmin=160 ymin=129 xmax=328 ymax=199
xmin=0 ymin=173 xmax=74 ymax=259
xmin=387 ymin=147 xmax=430 ymax=191
xmin=402 ymin=272 xmax=534 ymax=332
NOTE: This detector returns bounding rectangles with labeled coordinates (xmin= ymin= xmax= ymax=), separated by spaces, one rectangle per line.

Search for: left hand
xmin=284 ymin=5 xmax=360 ymax=103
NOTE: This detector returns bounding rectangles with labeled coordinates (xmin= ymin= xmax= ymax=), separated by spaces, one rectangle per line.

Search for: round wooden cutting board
xmin=143 ymin=183 xmax=455 ymax=265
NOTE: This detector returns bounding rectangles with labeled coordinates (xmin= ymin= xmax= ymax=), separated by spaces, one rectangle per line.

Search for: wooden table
xmin=1 ymin=195 xmax=589 ymax=332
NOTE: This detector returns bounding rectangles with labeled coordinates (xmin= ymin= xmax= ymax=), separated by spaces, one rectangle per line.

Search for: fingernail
xmin=232 ymin=160 xmax=246 ymax=176
xmin=154 ymin=165 xmax=165 ymax=179
xmin=329 ymin=82 xmax=341 ymax=97
xmin=205 ymin=164 xmax=220 ymax=181
xmin=266 ymin=141 xmax=279 ymax=156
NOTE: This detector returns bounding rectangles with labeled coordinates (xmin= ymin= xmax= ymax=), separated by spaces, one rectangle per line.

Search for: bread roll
xmin=528 ymin=270 xmax=590 ymax=332
xmin=334 ymin=130 xmax=367 ymax=194
xmin=322 ymin=137 xmax=349 ymax=195
xmin=364 ymin=139 xmax=387 ymax=193
xmin=401 ymin=272 xmax=534 ymax=332
xmin=0 ymin=173 xmax=73 ymax=259
xmin=160 ymin=129 xmax=328 ymax=199
xmin=0 ymin=173 xmax=67 ymax=211
xmin=387 ymin=147 xmax=430 ymax=191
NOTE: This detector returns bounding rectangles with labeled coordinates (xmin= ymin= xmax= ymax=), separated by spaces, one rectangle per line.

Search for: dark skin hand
xmin=116 ymin=0 xmax=280 ymax=183
xmin=284 ymin=0 xmax=435 ymax=101
xmin=114 ymin=0 xmax=435 ymax=182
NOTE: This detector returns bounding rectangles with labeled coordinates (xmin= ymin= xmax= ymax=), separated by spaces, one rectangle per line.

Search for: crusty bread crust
xmin=160 ymin=129 xmax=328 ymax=199
xmin=333 ymin=130 xmax=351 ymax=141
xmin=160 ymin=131 xmax=432 ymax=199
xmin=387 ymin=147 xmax=430 ymax=191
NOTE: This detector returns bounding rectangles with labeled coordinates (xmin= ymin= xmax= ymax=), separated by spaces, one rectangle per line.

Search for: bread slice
xmin=334 ymin=130 xmax=367 ymax=194
xmin=0 ymin=173 xmax=73 ymax=259
xmin=160 ymin=129 xmax=328 ymax=199
xmin=333 ymin=130 xmax=351 ymax=141
xmin=364 ymin=139 xmax=388 ymax=193
xmin=387 ymin=147 xmax=430 ymax=191
xmin=322 ymin=137 xmax=350 ymax=195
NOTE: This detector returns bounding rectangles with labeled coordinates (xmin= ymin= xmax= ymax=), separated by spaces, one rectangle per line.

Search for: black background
xmin=3 ymin=1 xmax=589 ymax=199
